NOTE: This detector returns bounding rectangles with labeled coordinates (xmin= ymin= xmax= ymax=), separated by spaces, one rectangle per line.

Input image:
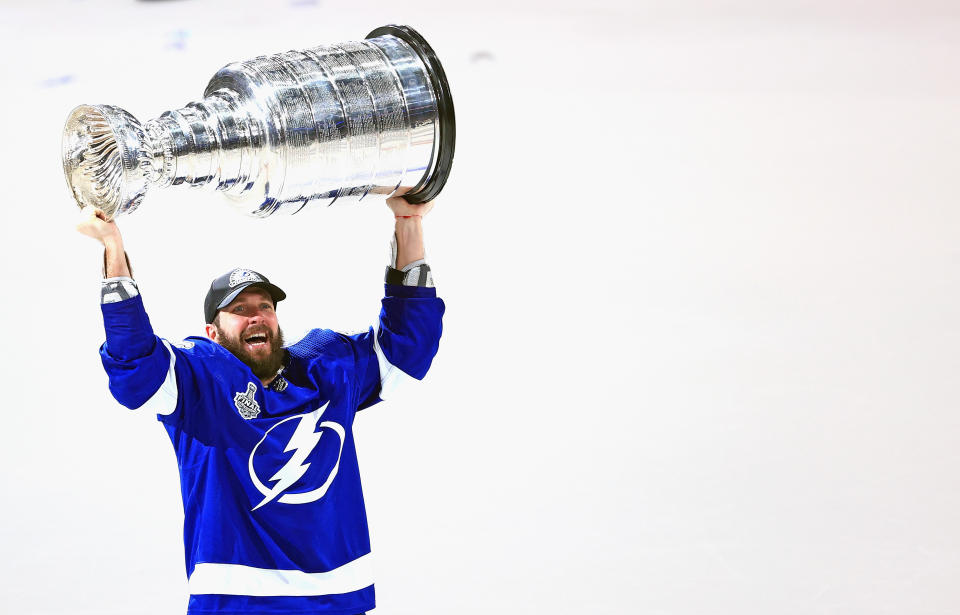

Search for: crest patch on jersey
xmin=248 ymin=402 xmax=343 ymax=510
xmin=229 ymin=268 xmax=264 ymax=288
xmin=234 ymin=382 xmax=261 ymax=419
xmin=173 ymin=340 xmax=195 ymax=349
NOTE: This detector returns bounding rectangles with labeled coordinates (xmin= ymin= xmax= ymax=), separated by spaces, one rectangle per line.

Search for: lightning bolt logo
xmin=247 ymin=402 xmax=345 ymax=511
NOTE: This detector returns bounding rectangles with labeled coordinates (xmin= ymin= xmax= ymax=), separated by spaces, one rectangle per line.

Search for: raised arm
xmin=345 ymin=189 xmax=445 ymax=408
xmin=77 ymin=208 xmax=181 ymax=416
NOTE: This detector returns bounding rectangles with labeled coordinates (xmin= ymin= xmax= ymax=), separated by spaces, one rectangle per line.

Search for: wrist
xmin=394 ymin=215 xmax=423 ymax=228
xmin=102 ymin=234 xmax=123 ymax=251
xmin=394 ymin=214 xmax=423 ymax=235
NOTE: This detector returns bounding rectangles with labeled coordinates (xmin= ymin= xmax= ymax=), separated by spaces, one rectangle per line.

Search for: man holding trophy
xmin=67 ymin=25 xmax=454 ymax=615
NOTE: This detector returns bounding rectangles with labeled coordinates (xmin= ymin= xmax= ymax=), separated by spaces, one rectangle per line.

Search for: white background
xmin=0 ymin=1 xmax=958 ymax=613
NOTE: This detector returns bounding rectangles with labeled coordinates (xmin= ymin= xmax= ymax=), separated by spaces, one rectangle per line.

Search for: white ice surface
xmin=0 ymin=1 xmax=959 ymax=613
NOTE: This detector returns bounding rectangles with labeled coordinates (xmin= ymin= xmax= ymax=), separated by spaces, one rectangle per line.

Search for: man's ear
xmin=205 ymin=324 xmax=218 ymax=341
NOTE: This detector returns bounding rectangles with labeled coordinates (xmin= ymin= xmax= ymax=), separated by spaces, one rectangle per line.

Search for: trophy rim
xmin=366 ymin=24 xmax=455 ymax=205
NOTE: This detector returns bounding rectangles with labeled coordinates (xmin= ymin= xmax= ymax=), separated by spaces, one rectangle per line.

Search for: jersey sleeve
xmin=99 ymin=294 xmax=184 ymax=419
xmin=349 ymin=284 xmax=445 ymax=410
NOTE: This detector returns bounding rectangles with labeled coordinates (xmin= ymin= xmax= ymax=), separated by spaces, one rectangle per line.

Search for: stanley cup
xmin=61 ymin=25 xmax=455 ymax=219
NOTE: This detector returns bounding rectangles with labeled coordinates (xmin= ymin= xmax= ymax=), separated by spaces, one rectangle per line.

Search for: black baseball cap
xmin=204 ymin=268 xmax=286 ymax=324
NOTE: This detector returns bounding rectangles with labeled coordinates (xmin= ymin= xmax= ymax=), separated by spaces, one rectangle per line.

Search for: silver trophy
xmin=62 ymin=25 xmax=455 ymax=219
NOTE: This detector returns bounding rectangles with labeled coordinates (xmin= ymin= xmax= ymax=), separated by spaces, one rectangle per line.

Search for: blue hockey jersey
xmin=99 ymin=285 xmax=444 ymax=615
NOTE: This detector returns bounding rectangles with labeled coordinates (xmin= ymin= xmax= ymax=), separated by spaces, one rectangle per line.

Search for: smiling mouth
xmin=244 ymin=333 xmax=269 ymax=348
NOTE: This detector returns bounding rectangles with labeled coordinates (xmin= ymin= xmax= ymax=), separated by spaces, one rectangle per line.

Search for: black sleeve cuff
xmin=384 ymin=263 xmax=434 ymax=287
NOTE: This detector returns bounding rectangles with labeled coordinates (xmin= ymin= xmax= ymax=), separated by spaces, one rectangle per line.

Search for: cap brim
xmin=216 ymin=281 xmax=287 ymax=312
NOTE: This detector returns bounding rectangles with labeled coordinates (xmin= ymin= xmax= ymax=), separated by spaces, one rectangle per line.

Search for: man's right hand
xmin=76 ymin=208 xmax=122 ymax=246
xmin=77 ymin=208 xmax=131 ymax=278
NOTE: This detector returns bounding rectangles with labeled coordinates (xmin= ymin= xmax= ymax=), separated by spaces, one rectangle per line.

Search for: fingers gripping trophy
xmin=62 ymin=25 xmax=455 ymax=219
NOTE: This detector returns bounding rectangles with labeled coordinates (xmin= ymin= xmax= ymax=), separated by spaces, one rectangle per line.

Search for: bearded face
xmin=207 ymin=287 xmax=286 ymax=381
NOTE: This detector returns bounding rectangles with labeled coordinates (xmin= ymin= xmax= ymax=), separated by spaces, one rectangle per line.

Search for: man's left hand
xmin=387 ymin=186 xmax=434 ymax=218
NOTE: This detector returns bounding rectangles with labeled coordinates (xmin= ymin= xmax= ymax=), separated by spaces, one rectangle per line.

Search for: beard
xmin=215 ymin=324 xmax=286 ymax=381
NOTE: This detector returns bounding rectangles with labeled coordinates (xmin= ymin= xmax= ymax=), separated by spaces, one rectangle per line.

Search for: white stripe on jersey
xmin=373 ymin=328 xmax=415 ymax=400
xmin=138 ymin=339 xmax=178 ymax=416
xmin=188 ymin=552 xmax=374 ymax=597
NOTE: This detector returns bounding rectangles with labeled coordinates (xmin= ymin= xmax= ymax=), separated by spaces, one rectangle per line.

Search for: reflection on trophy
xmin=61 ymin=25 xmax=455 ymax=219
